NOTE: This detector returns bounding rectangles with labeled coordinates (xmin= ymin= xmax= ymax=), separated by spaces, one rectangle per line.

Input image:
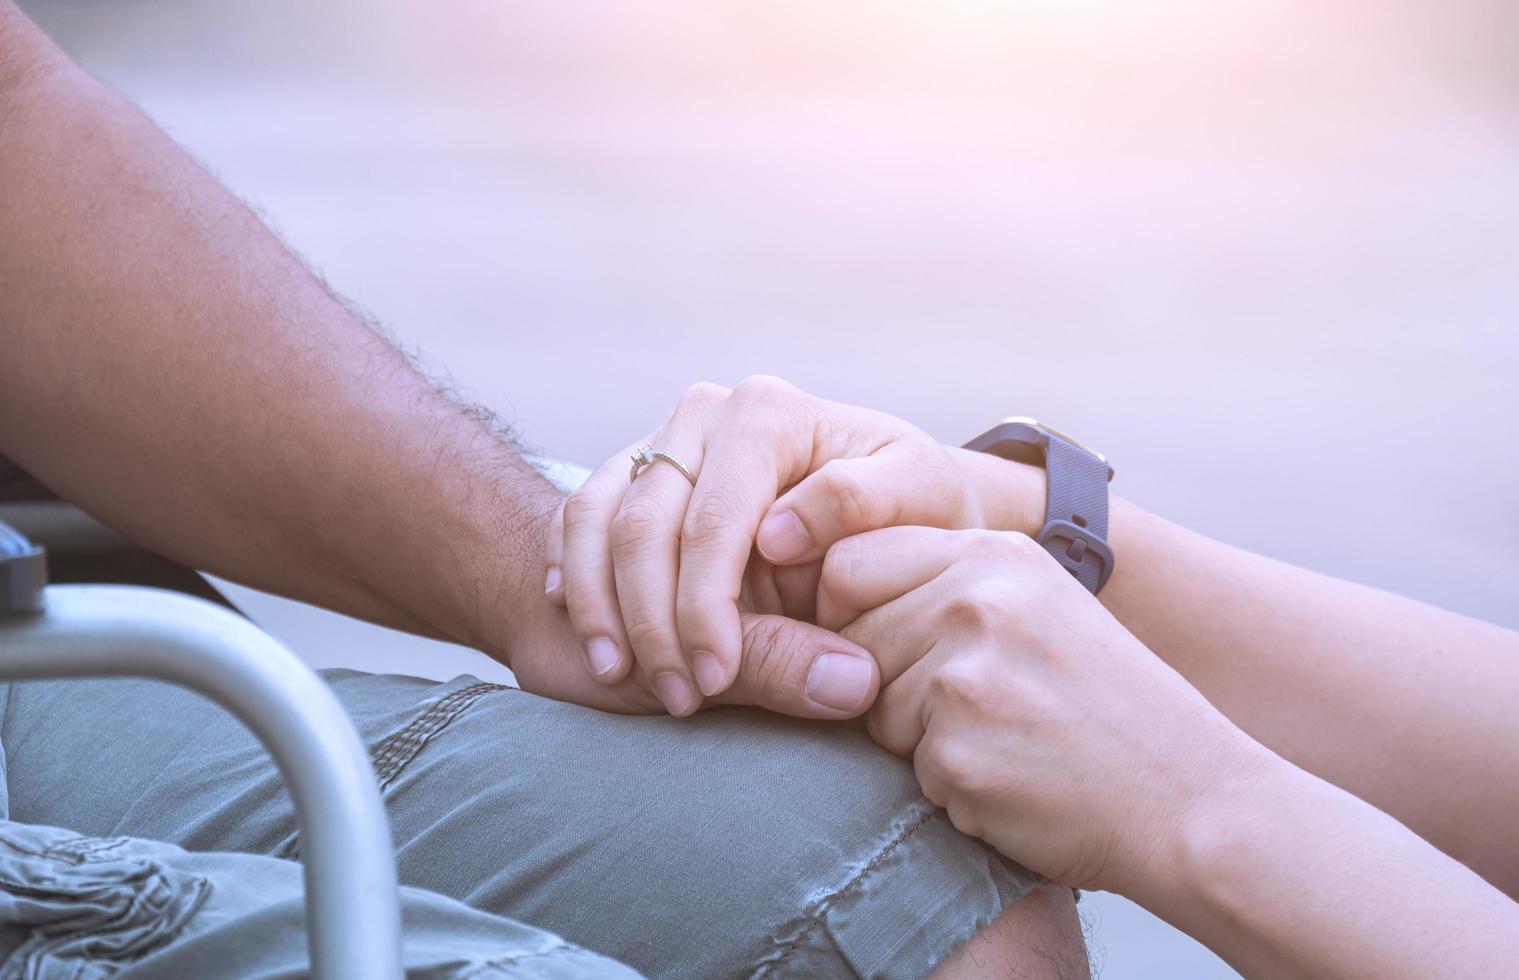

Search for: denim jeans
xmin=0 ymin=815 xmax=635 ymax=979
xmin=0 ymin=668 xmax=1038 ymax=978
xmin=0 ymin=532 xmax=1038 ymax=978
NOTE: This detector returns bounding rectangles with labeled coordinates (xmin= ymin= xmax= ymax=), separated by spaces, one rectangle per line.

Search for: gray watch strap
xmin=1040 ymin=437 xmax=1111 ymax=593
xmin=962 ymin=420 xmax=1114 ymax=594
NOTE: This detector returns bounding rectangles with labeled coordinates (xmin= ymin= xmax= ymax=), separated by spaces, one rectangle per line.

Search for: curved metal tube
xmin=0 ymin=502 xmax=133 ymax=558
xmin=0 ymin=585 xmax=403 ymax=979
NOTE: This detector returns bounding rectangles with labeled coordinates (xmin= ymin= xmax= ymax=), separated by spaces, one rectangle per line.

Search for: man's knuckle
xmin=740 ymin=617 xmax=795 ymax=689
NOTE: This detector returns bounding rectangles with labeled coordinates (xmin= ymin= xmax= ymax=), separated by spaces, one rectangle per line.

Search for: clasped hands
xmin=540 ymin=376 xmax=1261 ymax=891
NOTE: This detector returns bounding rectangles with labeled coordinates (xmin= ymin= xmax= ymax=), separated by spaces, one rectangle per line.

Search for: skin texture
xmin=1094 ymin=498 xmax=1519 ymax=896
xmin=0 ymin=5 xmax=1085 ymax=973
xmin=819 ymin=527 xmax=1253 ymax=888
xmin=958 ymin=447 xmax=1519 ymax=902
xmin=546 ymin=377 xmax=983 ymax=715
xmin=821 ymin=526 xmax=1519 ymax=978
xmin=556 ymin=377 xmax=1519 ymax=974
xmin=931 ymin=885 xmax=1087 ymax=980
xmin=0 ymin=2 xmax=872 ymax=723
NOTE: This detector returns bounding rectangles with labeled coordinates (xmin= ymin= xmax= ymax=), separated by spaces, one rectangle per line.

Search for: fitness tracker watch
xmin=962 ymin=418 xmax=1114 ymax=594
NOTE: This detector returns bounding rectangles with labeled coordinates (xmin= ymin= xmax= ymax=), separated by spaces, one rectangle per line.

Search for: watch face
xmin=1002 ymin=417 xmax=1110 ymax=467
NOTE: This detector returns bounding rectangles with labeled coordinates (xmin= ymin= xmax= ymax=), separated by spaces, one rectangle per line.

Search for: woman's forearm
xmin=1102 ymin=500 xmax=1519 ymax=891
xmin=1135 ymin=751 xmax=1519 ymax=979
xmin=956 ymin=447 xmax=1519 ymax=890
xmin=0 ymin=8 xmax=552 ymax=660
xmin=828 ymin=522 xmax=1519 ymax=976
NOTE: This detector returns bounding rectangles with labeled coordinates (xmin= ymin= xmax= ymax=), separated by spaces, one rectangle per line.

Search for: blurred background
xmin=18 ymin=0 xmax=1518 ymax=975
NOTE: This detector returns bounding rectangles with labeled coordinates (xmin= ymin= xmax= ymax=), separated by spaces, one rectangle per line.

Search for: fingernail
xmin=585 ymin=637 xmax=621 ymax=677
xmin=692 ymin=651 xmax=726 ymax=696
xmin=805 ymin=652 xmax=873 ymax=713
xmin=653 ymin=671 xmax=699 ymax=716
xmin=544 ymin=565 xmax=562 ymax=594
xmin=758 ymin=510 xmax=811 ymax=562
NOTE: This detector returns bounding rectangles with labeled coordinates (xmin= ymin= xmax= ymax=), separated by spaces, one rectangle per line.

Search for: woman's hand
xmin=818 ymin=526 xmax=1266 ymax=892
xmin=544 ymin=376 xmax=989 ymax=716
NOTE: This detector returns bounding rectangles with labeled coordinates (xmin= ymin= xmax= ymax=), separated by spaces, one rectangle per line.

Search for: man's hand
xmin=508 ymin=559 xmax=880 ymax=718
xmin=543 ymin=376 xmax=987 ymax=716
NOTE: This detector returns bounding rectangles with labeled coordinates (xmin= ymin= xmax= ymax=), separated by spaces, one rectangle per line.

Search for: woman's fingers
xmin=824 ymin=552 xmax=963 ymax=754
xmin=835 ymin=560 xmax=978 ymax=688
xmin=864 ymin=655 xmax=936 ymax=757
xmin=834 ymin=555 xmax=1005 ymax=756
xmin=559 ymin=442 xmax=646 ymax=685
xmin=756 ymin=440 xmax=975 ymax=566
xmin=673 ymin=377 xmax=811 ymax=701
xmin=611 ymin=425 xmax=707 ymax=715
xmin=815 ymin=525 xmax=983 ymax=634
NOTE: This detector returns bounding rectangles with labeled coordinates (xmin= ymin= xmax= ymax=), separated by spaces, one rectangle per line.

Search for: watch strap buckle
xmin=1036 ymin=518 xmax=1114 ymax=594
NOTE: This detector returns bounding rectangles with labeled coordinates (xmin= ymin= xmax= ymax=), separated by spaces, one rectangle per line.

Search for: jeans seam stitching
xmin=752 ymin=803 xmax=939 ymax=979
xmin=276 ymin=682 xmax=511 ymax=860
xmin=370 ymin=682 xmax=512 ymax=790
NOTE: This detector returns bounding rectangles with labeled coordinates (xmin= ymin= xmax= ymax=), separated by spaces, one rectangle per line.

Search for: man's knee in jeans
xmin=0 ymin=672 xmax=1088 ymax=977
xmin=370 ymin=679 xmax=1086 ymax=978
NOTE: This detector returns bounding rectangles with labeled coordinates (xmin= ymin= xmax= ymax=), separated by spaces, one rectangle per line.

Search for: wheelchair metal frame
xmin=0 ymin=511 xmax=404 ymax=980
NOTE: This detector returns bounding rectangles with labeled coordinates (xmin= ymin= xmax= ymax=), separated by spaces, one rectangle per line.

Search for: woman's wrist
xmin=949 ymin=446 xmax=1046 ymax=537
xmin=1122 ymin=735 xmax=1300 ymax=915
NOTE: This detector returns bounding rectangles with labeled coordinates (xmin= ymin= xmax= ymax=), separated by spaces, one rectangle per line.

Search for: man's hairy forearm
xmin=0 ymin=8 xmax=552 ymax=661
